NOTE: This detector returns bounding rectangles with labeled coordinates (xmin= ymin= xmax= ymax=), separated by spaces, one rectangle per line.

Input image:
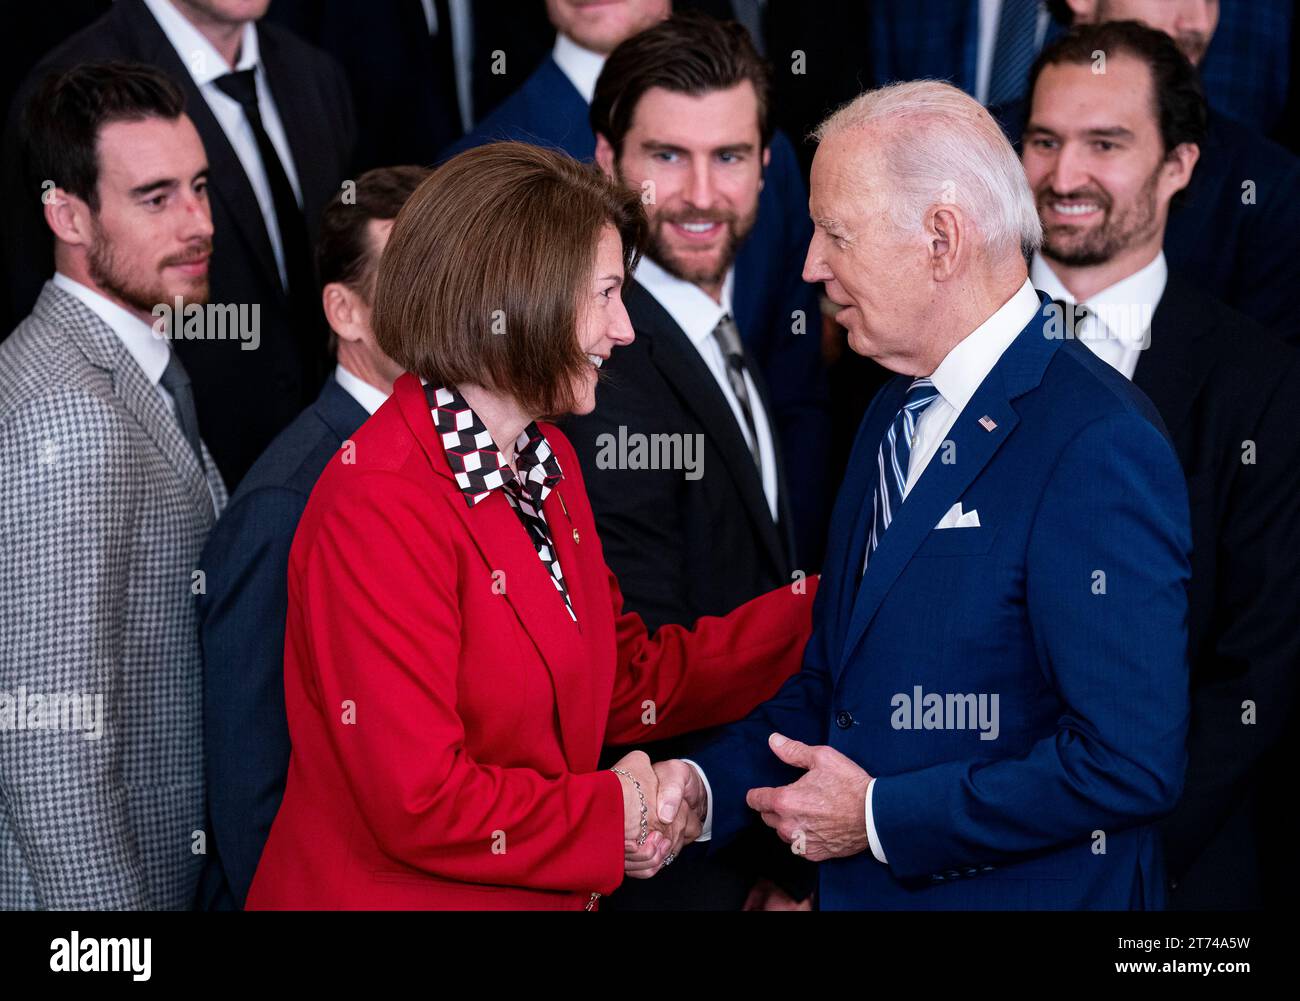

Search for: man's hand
xmin=746 ymin=733 xmax=873 ymax=862
xmin=652 ymin=758 xmax=707 ymax=848
xmin=613 ymin=751 xmax=701 ymax=879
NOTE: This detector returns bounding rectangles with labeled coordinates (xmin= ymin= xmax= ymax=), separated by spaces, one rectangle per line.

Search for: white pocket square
xmin=935 ymin=502 xmax=981 ymax=529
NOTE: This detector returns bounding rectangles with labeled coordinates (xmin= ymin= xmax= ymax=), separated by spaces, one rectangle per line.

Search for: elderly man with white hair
xmin=653 ymin=80 xmax=1193 ymax=910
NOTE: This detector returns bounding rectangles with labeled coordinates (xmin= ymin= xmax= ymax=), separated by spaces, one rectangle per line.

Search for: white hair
xmin=812 ymin=80 xmax=1042 ymax=260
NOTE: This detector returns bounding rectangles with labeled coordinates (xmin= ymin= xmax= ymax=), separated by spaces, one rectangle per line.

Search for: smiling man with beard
xmin=0 ymin=61 xmax=226 ymax=909
xmin=1023 ymin=20 xmax=1300 ymax=911
xmin=560 ymin=12 xmax=813 ymax=910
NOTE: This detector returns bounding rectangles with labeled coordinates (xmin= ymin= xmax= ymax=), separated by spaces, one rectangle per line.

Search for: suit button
xmin=945 ymin=870 xmax=961 ymax=880
xmin=836 ymin=711 xmax=854 ymax=729
xmin=965 ymin=867 xmax=979 ymax=877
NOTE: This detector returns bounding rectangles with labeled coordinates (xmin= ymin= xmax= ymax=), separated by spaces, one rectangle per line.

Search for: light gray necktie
xmin=711 ymin=313 xmax=763 ymax=477
xmin=158 ymin=350 xmax=205 ymax=469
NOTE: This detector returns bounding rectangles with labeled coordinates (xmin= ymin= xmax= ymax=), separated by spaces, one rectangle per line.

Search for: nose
xmin=1047 ymin=141 xmax=1090 ymax=195
xmin=802 ymin=231 xmax=832 ymax=284
xmin=684 ymin=157 xmax=719 ymax=212
xmin=608 ymin=295 xmax=636 ymax=347
xmin=180 ymin=187 xmax=214 ymax=242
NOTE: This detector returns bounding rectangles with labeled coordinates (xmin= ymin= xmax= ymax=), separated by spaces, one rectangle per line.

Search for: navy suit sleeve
xmin=197 ymin=486 xmax=306 ymax=906
xmin=688 ymin=577 xmax=834 ymax=850
xmin=870 ymin=411 xmax=1192 ymax=881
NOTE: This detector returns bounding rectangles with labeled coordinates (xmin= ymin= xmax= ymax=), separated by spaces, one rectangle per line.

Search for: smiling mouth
xmin=1047 ymin=199 xmax=1103 ymax=219
xmin=586 ymin=353 xmax=605 ymax=369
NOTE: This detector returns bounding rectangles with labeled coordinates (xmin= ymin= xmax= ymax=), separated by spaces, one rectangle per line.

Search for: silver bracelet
xmin=610 ymin=767 xmax=649 ymax=846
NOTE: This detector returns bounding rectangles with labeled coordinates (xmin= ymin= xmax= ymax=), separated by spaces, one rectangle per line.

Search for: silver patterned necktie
xmin=710 ymin=313 xmax=763 ymax=478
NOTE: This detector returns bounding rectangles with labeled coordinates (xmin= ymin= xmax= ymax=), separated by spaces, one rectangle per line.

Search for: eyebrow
xmin=638 ymin=140 xmax=756 ymax=156
xmin=127 ymin=167 xmax=209 ymax=199
xmin=1024 ymin=122 xmax=1136 ymax=141
xmin=599 ymin=274 xmax=624 ymax=286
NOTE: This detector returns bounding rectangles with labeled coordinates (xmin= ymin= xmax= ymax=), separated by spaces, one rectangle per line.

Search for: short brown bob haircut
xmin=373 ymin=141 xmax=647 ymax=418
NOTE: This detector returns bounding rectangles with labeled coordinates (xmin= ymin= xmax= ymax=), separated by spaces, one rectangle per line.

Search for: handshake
xmin=611 ymin=751 xmax=706 ymax=879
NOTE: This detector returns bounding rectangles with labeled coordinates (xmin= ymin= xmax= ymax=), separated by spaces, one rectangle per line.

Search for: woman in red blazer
xmin=245 ymin=143 xmax=817 ymax=910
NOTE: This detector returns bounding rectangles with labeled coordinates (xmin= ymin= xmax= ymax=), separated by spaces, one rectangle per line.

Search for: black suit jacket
xmin=1136 ymin=271 xmax=1300 ymax=909
xmin=562 ymin=278 xmax=795 ymax=632
xmin=195 ymin=374 xmax=370 ymax=909
xmin=561 ymin=278 xmax=813 ymax=909
xmin=1 ymin=0 xmax=356 ymax=486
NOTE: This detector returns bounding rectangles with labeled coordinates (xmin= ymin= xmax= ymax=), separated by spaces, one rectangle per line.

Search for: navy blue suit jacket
xmin=446 ymin=55 xmax=832 ymax=566
xmin=691 ymin=298 xmax=1193 ymax=910
xmin=196 ymin=375 xmax=369 ymax=908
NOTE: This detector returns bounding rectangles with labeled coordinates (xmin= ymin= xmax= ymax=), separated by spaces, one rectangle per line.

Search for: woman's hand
xmin=612 ymin=750 xmax=699 ymax=879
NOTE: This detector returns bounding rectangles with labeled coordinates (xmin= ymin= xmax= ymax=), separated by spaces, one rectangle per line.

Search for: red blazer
xmin=245 ymin=374 xmax=817 ymax=910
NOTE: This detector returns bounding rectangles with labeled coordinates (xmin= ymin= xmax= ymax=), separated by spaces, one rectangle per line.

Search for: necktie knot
xmin=712 ymin=313 xmax=744 ymax=362
xmin=159 ymin=350 xmax=192 ymax=393
xmin=903 ymin=376 xmax=940 ymax=415
xmin=214 ymin=68 xmax=260 ymax=112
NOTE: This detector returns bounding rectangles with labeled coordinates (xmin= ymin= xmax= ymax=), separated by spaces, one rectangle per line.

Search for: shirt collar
xmin=144 ymin=0 xmax=260 ymax=84
xmin=927 ymin=277 xmax=1040 ymax=415
xmin=632 ymin=254 xmax=736 ymax=349
xmin=52 ymin=272 xmax=172 ymax=387
xmin=426 ymin=385 xmax=563 ymax=507
xmin=1030 ymin=250 xmax=1166 ymax=347
xmin=333 ymin=363 xmax=389 ymax=416
xmin=552 ymin=32 xmax=606 ymax=104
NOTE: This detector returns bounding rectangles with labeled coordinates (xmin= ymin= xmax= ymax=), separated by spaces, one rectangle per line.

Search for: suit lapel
xmin=625 ymin=280 xmax=789 ymax=574
xmin=394 ymin=376 xmax=589 ymax=770
xmin=835 ymin=309 xmax=1059 ymax=680
xmin=40 ymin=285 xmax=217 ymax=521
xmin=1132 ymin=271 xmax=1215 ymax=442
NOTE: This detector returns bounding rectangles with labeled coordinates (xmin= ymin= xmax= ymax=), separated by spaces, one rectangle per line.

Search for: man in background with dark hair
xmin=0 ymin=61 xmax=226 ymax=910
xmin=196 ymin=165 xmax=428 ymax=910
xmin=1022 ymin=20 xmax=1300 ymax=909
xmin=452 ymin=2 xmax=830 ymax=567
xmin=1 ymin=0 xmax=357 ymax=487
xmin=1021 ymin=2 xmax=1300 ymax=340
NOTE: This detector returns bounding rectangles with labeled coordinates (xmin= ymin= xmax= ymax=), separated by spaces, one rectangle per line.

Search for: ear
xmin=1064 ymin=0 xmax=1097 ymax=23
xmin=322 ymin=282 xmax=364 ymax=345
xmin=1161 ymin=141 xmax=1200 ymax=197
xmin=594 ymin=133 xmax=617 ymax=180
xmin=925 ymin=203 xmax=963 ymax=282
xmin=43 ymin=188 xmax=92 ymax=247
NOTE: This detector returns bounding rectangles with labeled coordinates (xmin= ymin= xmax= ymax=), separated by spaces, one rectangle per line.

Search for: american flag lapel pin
xmin=978 ymin=415 xmax=998 ymax=432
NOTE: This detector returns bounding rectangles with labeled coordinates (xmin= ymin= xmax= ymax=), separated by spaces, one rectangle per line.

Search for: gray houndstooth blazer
xmin=0 ymin=282 xmax=228 ymax=909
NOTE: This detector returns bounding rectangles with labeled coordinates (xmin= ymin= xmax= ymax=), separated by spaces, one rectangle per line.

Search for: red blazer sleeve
xmin=602 ymin=570 xmax=819 ymax=745
xmin=294 ymin=471 xmax=624 ymax=895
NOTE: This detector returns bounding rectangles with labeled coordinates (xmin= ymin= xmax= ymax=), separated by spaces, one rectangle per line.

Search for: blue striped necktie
xmin=864 ymin=377 xmax=941 ymax=573
xmin=987 ymin=0 xmax=1041 ymax=108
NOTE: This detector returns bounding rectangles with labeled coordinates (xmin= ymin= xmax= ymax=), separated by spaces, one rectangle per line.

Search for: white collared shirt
xmin=551 ymin=32 xmax=606 ymax=104
xmin=53 ymin=272 xmax=220 ymax=509
xmin=1031 ymin=251 xmax=1166 ymax=381
xmin=633 ymin=255 xmax=780 ymax=522
xmin=685 ymin=278 xmax=1042 ymax=855
xmin=143 ymin=0 xmax=302 ymax=290
xmin=333 ymin=363 xmax=389 ymax=416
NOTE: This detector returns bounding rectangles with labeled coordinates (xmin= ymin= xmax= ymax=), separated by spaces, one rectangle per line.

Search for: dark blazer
xmin=692 ymin=300 xmax=1193 ymax=909
xmin=1001 ymin=102 xmax=1300 ymax=343
xmin=1 ymin=0 xmax=357 ymax=486
xmin=195 ymin=374 xmax=369 ymax=909
xmin=563 ymin=279 xmax=794 ymax=632
xmin=1136 ymin=272 xmax=1300 ymax=910
xmin=446 ymin=54 xmax=831 ymax=567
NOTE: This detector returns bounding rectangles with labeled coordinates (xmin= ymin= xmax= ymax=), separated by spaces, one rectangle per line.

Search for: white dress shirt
xmin=633 ymin=255 xmax=780 ymax=522
xmin=53 ymin=272 xmax=221 ymax=510
xmin=974 ymin=0 xmax=1052 ymax=106
xmin=686 ymin=278 xmax=1042 ymax=856
xmin=333 ymin=363 xmax=389 ymax=416
xmin=1030 ymin=251 xmax=1166 ymax=381
xmin=144 ymin=0 xmax=302 ymax=290
xmin=551 ymin=31 xmax=606 ymax=104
